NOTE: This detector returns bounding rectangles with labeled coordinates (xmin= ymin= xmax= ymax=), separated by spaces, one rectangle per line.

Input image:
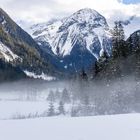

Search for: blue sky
xmin=123 ymin=0 xmax=140 ymax=4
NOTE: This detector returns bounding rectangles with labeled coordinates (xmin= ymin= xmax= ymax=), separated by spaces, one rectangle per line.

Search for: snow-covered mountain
xmin=27 ymin=8 xmax=112 ymax=73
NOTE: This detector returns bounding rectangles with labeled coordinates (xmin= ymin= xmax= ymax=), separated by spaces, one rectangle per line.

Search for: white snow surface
xmin=0 ymin=100 xmax=72 ymax=120
xmin=0 ymin=113 xmax=140 ymax=140
xmin=0 ymin=101 xmax=49 ymax=119
xmin=24 ymin=70 xmax=56 ymax=81
xmin=0 ymin=41 xmax=20 ymax=62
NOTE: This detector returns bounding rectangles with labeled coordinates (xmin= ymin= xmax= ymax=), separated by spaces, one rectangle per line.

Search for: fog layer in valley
xmin=0 ymin=77 xmax=140 ymax=119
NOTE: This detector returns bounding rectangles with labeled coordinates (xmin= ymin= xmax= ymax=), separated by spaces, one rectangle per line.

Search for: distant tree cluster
xmin=111 ymin=21 xmax=129 ymax=58
xmin=0 ymin=59 xmax=26 ymax=82
xmin=94 ymin=21 xmax=140 ymax=80
xmin=47 ymin=88 xmax=71 ymax=116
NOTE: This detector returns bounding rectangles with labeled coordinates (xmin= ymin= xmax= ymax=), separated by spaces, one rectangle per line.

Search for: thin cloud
xmin=1 ymin=0 xmax=140 ymax=36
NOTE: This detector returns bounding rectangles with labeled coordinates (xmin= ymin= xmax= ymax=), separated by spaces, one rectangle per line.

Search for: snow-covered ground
xmin=0 ymin=114 xmax=140 ymax=140
xmin=0 ymin=100 xmax=72 ymax=119
xmin=0 ymin=101 xmax=49 ymax=119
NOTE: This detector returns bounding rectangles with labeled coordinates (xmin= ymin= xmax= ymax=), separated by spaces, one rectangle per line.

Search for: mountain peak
xmin=75 ymin=8 xmax=100 ymax=15
xmin=61 ymin=8 xmax=108 ymax=29
xmin=72 ymin=8 xmax=102 ymax=20
xmin=26 ymin=9 xmax=112 ymax=72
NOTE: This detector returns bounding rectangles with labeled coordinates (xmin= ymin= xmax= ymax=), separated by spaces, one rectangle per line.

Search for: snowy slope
xmin=28 ymin=8 xmax=112 ymax=59
xmin=0 ymin=114 xmax=140 ymax=140
xmin=24 ymin=70 xmax=56 ymax=81
xmin=0 ymin=41 xmax=20 ymax=62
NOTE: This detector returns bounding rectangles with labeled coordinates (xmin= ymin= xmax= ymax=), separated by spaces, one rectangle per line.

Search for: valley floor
xmin=0 ymin=113 xmax=140 ymax=140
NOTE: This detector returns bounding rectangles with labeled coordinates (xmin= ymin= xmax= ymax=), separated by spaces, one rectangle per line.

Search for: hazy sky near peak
xmin=1 ymin=0 xmax=140 ymax=36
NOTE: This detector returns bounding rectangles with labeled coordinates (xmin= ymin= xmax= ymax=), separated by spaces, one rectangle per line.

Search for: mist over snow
xmin=0 ymin=76 xmax=140 ymax=119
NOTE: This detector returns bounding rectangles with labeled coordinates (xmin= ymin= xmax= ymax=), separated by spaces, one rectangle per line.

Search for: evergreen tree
xmin=81 ymin=95 xmax=92 ymax=116
xmin=47 ymin=90 xmax=55 ymax=102
xmin=80 ymin=69 xmax=88 ymax=80
xmin=47 ymin=101 xmax=55 ymax=116
xmin=61 ymin=88 xmax=71 ymax=104
xmin=94 ymin=51 xmax=109 ymax=76
xmin=54 ymin=89 xmax=61 ymax=101
xmin=58 ymin=101 xmax=65 ymax=115
xmin=111 ymin=21 xmax=128 ymax=58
